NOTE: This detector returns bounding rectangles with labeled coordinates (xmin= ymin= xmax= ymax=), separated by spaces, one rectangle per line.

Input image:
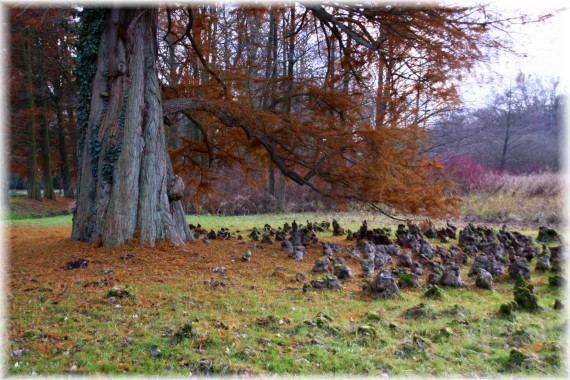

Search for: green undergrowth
xmin=6 ymin=211 xmax=395 ymax=232
xmin=5 ymin=210 xmax=36 ymax=220
xmin=5 ymin=208 xmax=68 ymax=222
xmin=5 ymin=196 xmax=73 ymax=223
xmin=6 ymin=193 xmax=554 ymax=233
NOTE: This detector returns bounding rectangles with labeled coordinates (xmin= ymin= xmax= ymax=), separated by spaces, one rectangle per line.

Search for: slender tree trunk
xmin=22 ymin=35 xmax=42 ymax=201
xmin=265 ymin=10 xmax=278 ymax=198
xmin=38 ymin=98 xmax=56 ymax=200
xmin=34 ymin=42 xmax=57 ymax=201
xmin=376 ymin=57 xmax=388 ymax=128
xmin=275 ymin=7 xmax=296 ymax=210
xmin=277 ymin=172 xmax=287 ymax=210
xmin=268 ymin=163 xmax=275 ymax=197
xmin=66 ymin=105 xmax=78 ymax=176
xmin=72 ymin=9 xmax=191 ymax=247
xmin=500 ymin=90 xmax=513 ymax=171
xmin=54 ymin=77 xmax=75 ymax=198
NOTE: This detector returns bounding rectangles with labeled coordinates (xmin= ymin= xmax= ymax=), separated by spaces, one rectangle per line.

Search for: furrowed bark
xmin=72 ymin=8 xmax=191 ymax=247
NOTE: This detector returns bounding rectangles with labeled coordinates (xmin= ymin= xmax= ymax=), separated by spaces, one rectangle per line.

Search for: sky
xmin=458 ymin=0 xmax=569 ymax=107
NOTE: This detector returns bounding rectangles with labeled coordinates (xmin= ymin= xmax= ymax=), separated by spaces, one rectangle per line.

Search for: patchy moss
xmin=498 ymin=301 xmax=518 ymax=318
xmin=364 ymin=311 xmax=381 ymax=321
xmin=357 ymin=325 xmax=377 ymax=336
xmin=439 ymin=327 xmax=454 ymax=337
xmin=423 ymin=285 xmax=444 ymax=300
xmin=402 ymin=302 xmax=434 ymax=319
xmin=173 ymin=322 xmax=202 ymax=342
xmin=513 ymin=276 xmax=539 ymax=312
xmin=548 ymin=275 xmax=565 ymax=287
xmin=536 ymin=226 xmax=560 ymax=243
xmin=506 ymin=348 xmax=543 ymax=372
xmin=106 ymin=285 xmax=134 ymax=299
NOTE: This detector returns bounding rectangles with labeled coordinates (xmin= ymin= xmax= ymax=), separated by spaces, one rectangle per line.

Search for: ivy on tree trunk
xmin=72 ymin=8 xmax=191 ymax=247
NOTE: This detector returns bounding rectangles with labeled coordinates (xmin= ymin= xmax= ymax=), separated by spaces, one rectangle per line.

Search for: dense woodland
xmin=8 ymin=5 xmax=563 ymax=218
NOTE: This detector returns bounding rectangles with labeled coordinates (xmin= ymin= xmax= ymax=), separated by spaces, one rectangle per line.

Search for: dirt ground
xmin=6 ymin=224 xmax=360 ymax=304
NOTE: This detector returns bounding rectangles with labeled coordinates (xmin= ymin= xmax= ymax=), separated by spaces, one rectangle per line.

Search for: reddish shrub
xmin=442 ymin=155 xmax=492 ymax=193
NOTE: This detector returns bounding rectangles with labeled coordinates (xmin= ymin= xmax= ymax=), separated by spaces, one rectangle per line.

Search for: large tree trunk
xmin=72 ymin=9 xmax=191 ymax=247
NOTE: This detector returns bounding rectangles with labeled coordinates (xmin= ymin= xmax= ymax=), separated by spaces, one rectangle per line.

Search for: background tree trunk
xmin=54 ymin=77 xmax=75 ymax=198
xmin=66 ymin=105 xmax=78 ymax=176
xmin=38 ymin=97 xmax=56 ymax=200
xmin=265 ymin=11 xmax=278 ymax=199
xmin=275 ymin=7 xmax=296 ymax=211
xmin=72 ymin=8 xmax=191 ymax=247
xmin=22 ymin=34 xmax=42 ymax=201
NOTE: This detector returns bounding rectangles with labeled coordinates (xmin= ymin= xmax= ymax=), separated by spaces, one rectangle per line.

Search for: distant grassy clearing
xmin=5 ymin=196 xmax=75 ymax=222
xmin=185 ymin=212 xmax=403 ymax=232
xmin=5 ymin=214 xmax=73 ymax=226
xmin=460 ymin=172 xmax=562 ymax=227
xmin=4 ymin=212 xmax=399 ymax=232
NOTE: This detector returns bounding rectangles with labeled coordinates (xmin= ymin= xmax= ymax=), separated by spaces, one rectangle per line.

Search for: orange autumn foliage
xmin=155 ymin=4 xmax=526 ymax=218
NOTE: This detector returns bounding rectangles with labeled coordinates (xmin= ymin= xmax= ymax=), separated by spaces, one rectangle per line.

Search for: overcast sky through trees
xmin=458 ymin=0 xmax=568 ymax=107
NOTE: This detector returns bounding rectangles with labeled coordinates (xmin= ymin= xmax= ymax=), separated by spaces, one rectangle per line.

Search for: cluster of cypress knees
xmin=188 ymin=219 xmax=564 ymax=312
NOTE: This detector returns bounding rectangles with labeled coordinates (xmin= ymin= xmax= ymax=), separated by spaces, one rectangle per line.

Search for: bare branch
xmin=307 ymin=5 xmax=387 ymax=53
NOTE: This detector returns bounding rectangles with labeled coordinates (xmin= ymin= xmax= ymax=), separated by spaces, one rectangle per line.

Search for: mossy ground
xmin=6 ymin=215 xmax=566 ymax=376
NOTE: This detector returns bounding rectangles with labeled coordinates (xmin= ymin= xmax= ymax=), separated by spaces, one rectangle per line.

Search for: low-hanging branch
xmin=162 ymin=96 xmax=460 ymax=219
xmin=164 ymin=98 xmax=318 ymax=188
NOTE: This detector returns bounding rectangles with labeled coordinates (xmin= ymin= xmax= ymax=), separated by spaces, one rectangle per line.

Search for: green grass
xmin=8 ymin=268 xmax=564 ymax=376
xmin=4 ymin=210 xmax=553 ymax=244
xmin=5 ymin=214 xmax=73 ymax=226
xmin=7 ymin=213 xmax=566 ymax=375
xmin=5 ymin=211 xmax=394 ymax=231
xmin=6 ymin=206 xmax=564 ymax=375
xmin=4 ymin=210 xmax=36 ymax=220
xmin=5 ymin=196 xmax=72 ymax=222
xmin=186 ymin=211 xmax=399 ymax=232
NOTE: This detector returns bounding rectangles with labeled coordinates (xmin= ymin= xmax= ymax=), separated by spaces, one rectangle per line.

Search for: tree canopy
xmin=7 ymin=3 xmax=546 ymax=245
xmin=154 ymin=3 xmax=517 ymax=217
